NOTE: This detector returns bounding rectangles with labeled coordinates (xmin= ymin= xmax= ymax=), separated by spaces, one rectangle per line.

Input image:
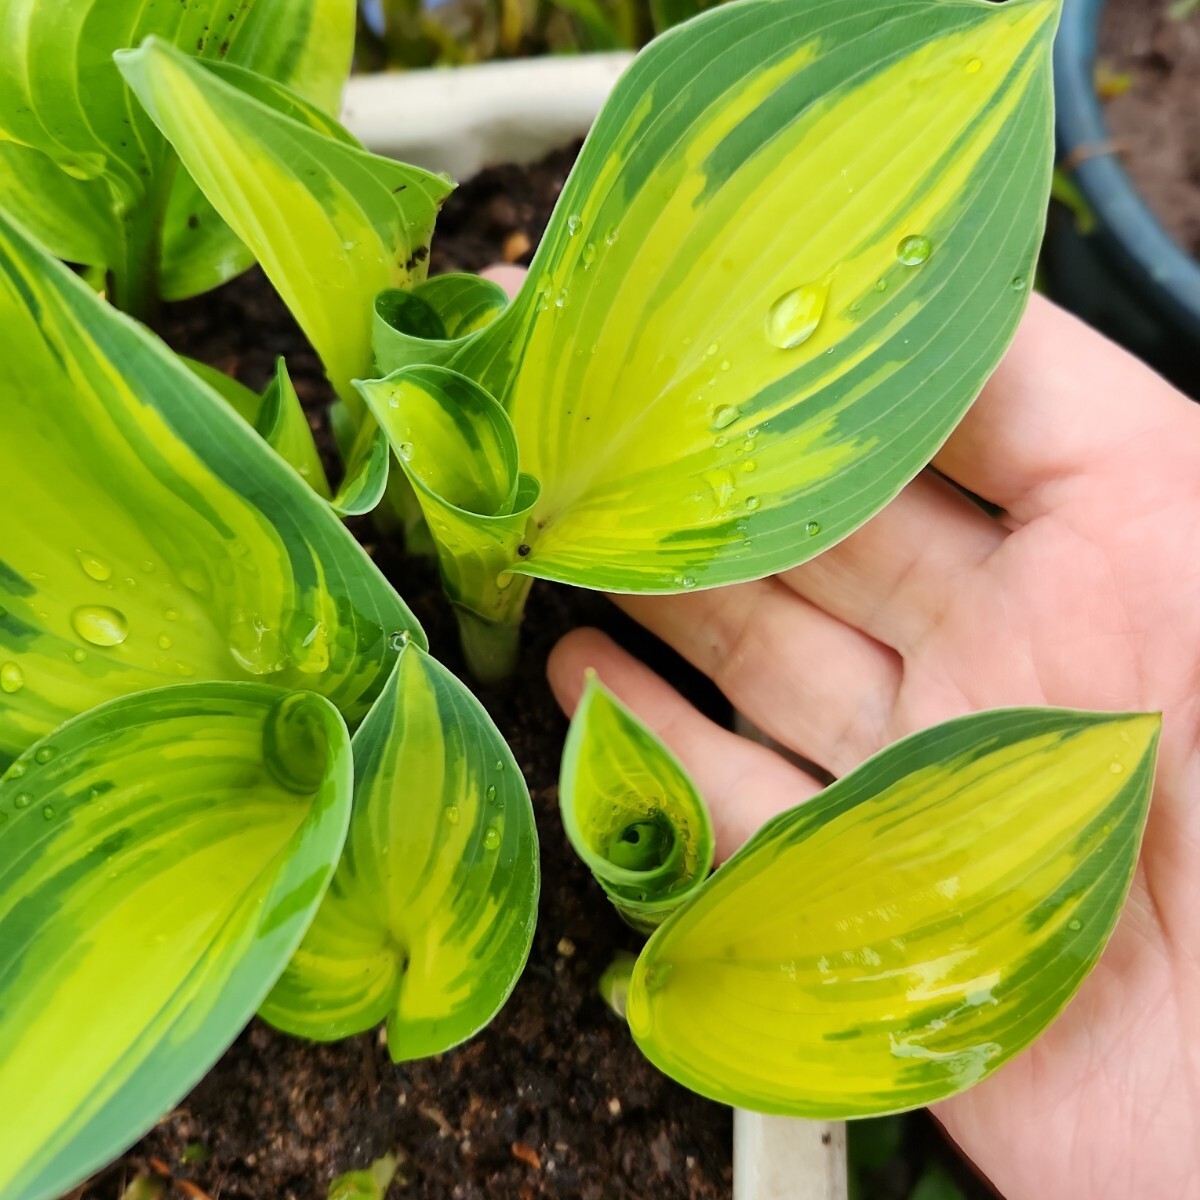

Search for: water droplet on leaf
xmin=389 ymin=630 xmax=412 ymax=651
xmin=0 ymin=662 xmax=23 ymax=694
xmin=76 ymin=551 xmax=112 ymax=582
xmin=445 ymin=804 xmax=461 ymax=825
xmin=14 ymin=793 xmax=31 ymax=809
xmin=567 ymin=214 xmax=582 ymax=236
xmin=765 ymin=279 xmax=830 ymax=349
xmin=581 ymin=242 xmax=596 ymax=268
xmin=71 ymin=606 xmax=128 ymax=647
xmin=745 ymin=496 xmax=761 ymax=511
xmin=42 ymin=805 xmax=54 ymax=821
xmin=483 ymin=825 xmax=502 ymax=850
xmin=965 ymin=56 xmax=983 ymax=74
xmin=35 ymin=746 xmax=56 ymax=764
xmin=486 ymin=784 xmax=497 ymax=802
xmin=805 ymin=520 xmax=821 ymax=536
xmin=897 ymin=234 xmax=933 ymax=266
xmin=398 ymin=442 xmax=414 ymax=461
xmin=711 ymin=405 xmax=738 ymax=430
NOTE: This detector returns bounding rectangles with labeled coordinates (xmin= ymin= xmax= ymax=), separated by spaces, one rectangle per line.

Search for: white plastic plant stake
xmin=735 ymin=1113 xmax=848 ymax=1200
xmin=343 ymin=55 xmax=847 ymax=1200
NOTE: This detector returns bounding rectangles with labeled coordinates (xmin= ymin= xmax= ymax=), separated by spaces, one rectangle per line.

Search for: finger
xmin=610 ymin=579 xmax=901 ymax=777
xmin=479 ymin=263 xmax=527 ymax=299
xmin=548 ymin=628 xmax=821 ymax=857
xmin=934 ymin=294 xmax=1195 ymax=519
xmin=779 ymin=471 xmax=1004 ymax=656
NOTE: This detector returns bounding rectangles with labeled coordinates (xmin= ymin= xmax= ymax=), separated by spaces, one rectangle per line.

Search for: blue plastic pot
xmin=1045 ymin=0 xmax=1200 ymax=395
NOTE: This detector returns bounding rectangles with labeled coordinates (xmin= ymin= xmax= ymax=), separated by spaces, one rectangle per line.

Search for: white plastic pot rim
xmin=340 ymin=52 xmax=634 ymax=181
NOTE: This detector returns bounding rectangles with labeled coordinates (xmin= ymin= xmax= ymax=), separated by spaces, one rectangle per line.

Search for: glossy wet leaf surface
xmin=375 ymin=0 xmax=1061 ymax=599
xmin=627 ymin=708 xmax=1158 ymax=1116
xmin=0 ymin=683 xmax=353 ymax=1200
xmin=0 ymin=207 xmax=422 ymax=770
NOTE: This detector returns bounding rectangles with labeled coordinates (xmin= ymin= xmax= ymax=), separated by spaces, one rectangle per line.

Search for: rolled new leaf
xmin=0 ymin=0 xmax=354 ymax=311
xmin=365 ymin=0 xmax=1062 ymax=645
xmin=375 ymin=275 xmax=512 ymax=374
xmin=627 ymin=708 xmax=1160 ymax=1117
xmin=262 ymin=641 xmax=539 ymax=1061
xmin=117 ymin=37 xmax=452 ymax=404
xmin=560 ymin=676 xmax=714 ymax=933
xmin=358 ymin=367 xmax=539 ymax=681
xmin=0 ymin=206 xmax=422 ymax=770
xmin=0 ymin=683 xmax=354 ymax=1200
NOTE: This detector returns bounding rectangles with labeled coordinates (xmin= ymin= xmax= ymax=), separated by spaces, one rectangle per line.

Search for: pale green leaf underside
xmin=0 ymin=683 xmax=354 ymax=1200
xmin=118 ymin=36 xmax=452 ymax=402
xmin=0 ymin=207 xmax=423 ymax=770
xmin=627 ymin=708 xmax=1159 ymax=1116
xmin=262 ymin=643 xmax=539 ymax=1061
xmin=0 ymin=0 xmax=354 ymax=300
xmin=375 ymin=0 xmax=1061 ymax=594
xmin=560 ymin=675 xmax=713 ymax=932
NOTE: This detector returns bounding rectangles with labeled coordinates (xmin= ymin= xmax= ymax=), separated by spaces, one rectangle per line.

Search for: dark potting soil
xmin=1098 ymin=0 xmax=1200 ymax=257
xmin=79 ymin=147 xmax=987 ymax=1200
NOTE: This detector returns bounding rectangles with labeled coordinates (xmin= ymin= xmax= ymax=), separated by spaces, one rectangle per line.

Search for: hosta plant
xmin=0 ymin=210 xmax=537 ymax=1200
xmin=561 ymin=678 xmax=1161 ymax=1115
xmin=115 ymin=0 xmax=1063 ymax=680
xmin=0 ymin=0 xmax=357 ymax=316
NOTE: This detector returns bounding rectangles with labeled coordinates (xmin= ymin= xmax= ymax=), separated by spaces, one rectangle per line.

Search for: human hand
xmin=480 ymin=265 xmax=1200 ymax=1199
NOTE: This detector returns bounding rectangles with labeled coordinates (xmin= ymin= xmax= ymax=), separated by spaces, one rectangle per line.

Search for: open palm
xmin=543 ymin=295 xmax=1200 ymax=1200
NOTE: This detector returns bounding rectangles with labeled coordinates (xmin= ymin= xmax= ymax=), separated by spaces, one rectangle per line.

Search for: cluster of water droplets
xmin=0 ymin=742 xmax=62 ymax=827
xmin=762 ymin=233 xmax=937 ymax=353
xmin=443 ymin=757 xmax=508 ymax=855
xmin=534 ymin=216 xmax=619 ymax=313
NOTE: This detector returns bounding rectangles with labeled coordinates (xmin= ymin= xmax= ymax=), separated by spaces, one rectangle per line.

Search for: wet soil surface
xmin=80 ymin=148 xmax=985 ymax=1200
xmin=1099 ymin=0 xmax=1200 ymax=256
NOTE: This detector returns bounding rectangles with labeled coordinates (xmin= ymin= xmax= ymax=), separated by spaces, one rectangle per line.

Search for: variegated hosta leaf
xmin=0 ymin=683 xmax=354 ymax=1200
xmin=0 ymin=0 xmax=355 ymax=309
xmin=332 ymin=418 xmax=393 ymax=519
xmin=560 ymin=675 xmax=713 ymax=932
xmin=358 ymin=367 xmax=539 ymax=681
xmin=627 ymin=709 xmax=1159 ymax=1117
xmin=183 ymin=356 xmax=384 ymax=516
xmin=258 ymin=358 xmax=333 ymax=501
xmin=375 ymin=0 xmax=1061 ymax=596
xmin=183 ymin=357 xmax=264 ymax=426
xmin=0 ymin=206 xmax=423 ymax=771
xmin=261 ymin=642 xmax=538 ymax=1062
xmin=118 ymin=36 xmax=453 ymax=404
